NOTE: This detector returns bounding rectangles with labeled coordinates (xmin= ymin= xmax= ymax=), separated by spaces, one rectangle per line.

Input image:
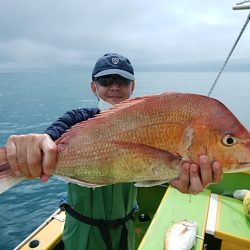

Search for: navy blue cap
xmin=92 ymin=53 xmax=135 ymax=80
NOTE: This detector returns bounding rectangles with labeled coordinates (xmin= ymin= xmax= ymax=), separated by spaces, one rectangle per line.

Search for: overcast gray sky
xmin=0 ymin=0 xmax=249 ymax=72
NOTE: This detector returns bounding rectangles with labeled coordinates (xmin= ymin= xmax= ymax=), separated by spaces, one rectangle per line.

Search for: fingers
xmin=188 ymin=155 xmax=223 ymax=194
xmin=199 ymin=155 xmax=212 ymax=187
xmin=7 ymin=134 xmax=41 ymax=178
xmin=198 ymin=155 xmax=223 ymax=186
xmin=27 ymin=141 xmax=42 ymax=177
xmin=170 ymin=162 xmax=204 ymax=195
xmin=40 ymin=134 xmax=57 ymax=177
xmin=188 ymin=163 xmax=203 ymax=194
xmin=5 ymin=134 xmax=57 ymax=181
xmin=170 ymin=155 xmax=223 ymax=195
xmin=17 ymin=142 xmax=30 ymax=177
xmin=169 ymin=162 xmax=190 ymax=194
xmin=212 ymin=161 xmax=223 ymax=183
xmin=6 ymin=136 xmax=22 ymax=176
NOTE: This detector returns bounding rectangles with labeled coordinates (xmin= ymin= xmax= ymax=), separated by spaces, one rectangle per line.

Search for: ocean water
xmin=0 ymin=71 xmax=250 ymax=249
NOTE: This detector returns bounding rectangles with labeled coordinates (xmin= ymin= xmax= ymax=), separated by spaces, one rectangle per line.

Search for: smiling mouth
xmin=108 ymin=96 xmax=123 ymax=98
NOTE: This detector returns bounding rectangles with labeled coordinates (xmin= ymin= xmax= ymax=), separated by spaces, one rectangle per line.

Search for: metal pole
xmin=207 ymin=11 xmax=250 ymax=97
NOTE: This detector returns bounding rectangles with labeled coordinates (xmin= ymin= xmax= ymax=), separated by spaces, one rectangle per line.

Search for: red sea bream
xmin=1 ymin=92 xmax=250 ymax=192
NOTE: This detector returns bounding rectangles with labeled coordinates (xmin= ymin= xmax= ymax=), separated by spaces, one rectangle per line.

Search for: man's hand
xmin=170 ymin=155 xmax=223 ymax=194
xmin=6 ymin=133 xmax=57 ymax=182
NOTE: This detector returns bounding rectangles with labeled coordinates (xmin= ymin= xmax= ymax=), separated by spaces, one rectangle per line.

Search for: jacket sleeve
xmin=44 ymin=108 xmax=99 ymax=141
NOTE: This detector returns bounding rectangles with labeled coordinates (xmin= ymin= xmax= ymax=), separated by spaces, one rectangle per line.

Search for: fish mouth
xmin=225 ymin=162 xmax=250 ymax=173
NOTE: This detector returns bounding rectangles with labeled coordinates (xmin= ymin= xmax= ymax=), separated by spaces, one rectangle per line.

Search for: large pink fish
xmin=1 ymin=92 xmax=250 ymax=192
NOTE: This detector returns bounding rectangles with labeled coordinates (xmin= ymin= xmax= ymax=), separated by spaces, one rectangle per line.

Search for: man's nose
xmin=109 ymin=81 xmax=121 ymax=90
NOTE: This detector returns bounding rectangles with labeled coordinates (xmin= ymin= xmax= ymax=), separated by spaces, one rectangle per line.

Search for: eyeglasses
xmin=94 ymin=75 xmax=131 ymax=87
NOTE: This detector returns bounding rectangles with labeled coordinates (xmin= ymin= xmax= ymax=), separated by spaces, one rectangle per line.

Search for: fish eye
xmin=222 ymin=135 xmax=238 ymax=146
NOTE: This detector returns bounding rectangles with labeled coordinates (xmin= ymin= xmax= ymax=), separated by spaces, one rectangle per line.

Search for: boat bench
xmin=138 ymin=186 xmax=250 ymax=250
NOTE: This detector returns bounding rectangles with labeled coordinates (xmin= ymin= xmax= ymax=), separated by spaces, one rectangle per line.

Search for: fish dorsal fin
xmin=55 ymin=96 xmax=149 ymax=146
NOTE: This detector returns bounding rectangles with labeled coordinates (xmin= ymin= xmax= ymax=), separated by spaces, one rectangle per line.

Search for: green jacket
xmin=63 ymin=183 xmax=138 ymax=250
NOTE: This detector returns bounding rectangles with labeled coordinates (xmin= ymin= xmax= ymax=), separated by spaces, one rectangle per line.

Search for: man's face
xmin=91 ymin=74 xmax=135 ymax=105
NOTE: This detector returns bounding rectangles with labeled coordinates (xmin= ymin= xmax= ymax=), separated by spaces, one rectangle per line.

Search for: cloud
xmin=0 ymin=0 xmax=249 ymax=72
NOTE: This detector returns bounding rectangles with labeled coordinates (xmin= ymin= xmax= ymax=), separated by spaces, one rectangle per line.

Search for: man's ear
xmin=131 ymin=80 xmax=135 ymax=94
xmin=91 ymin=81 xmax=97 ymax=95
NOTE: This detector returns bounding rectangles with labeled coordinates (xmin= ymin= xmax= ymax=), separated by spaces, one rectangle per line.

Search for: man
xmin=6 ymin=53 xmax=223 ymax=250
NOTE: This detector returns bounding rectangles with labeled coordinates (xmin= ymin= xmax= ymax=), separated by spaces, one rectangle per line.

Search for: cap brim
xmin=94 ymin=69 xmax=135 ymax=80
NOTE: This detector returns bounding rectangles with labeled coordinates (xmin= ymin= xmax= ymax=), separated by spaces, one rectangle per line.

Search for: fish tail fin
xmin=0 ymin=147 xmax=23 ymax=194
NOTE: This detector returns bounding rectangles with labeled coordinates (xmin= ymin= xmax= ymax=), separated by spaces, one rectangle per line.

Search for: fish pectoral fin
xmin=111 ymin=141 xmax=182 ymax=164
xmin=135 ymin=180 xmax=168 ymax=187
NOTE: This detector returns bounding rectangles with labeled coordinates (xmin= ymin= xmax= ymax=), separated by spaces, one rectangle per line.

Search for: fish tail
xmin=0 ymin=147 xmax=23 ymax=194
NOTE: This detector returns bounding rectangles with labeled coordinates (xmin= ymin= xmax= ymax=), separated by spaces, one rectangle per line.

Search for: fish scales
xmin=1 ymin=92 xmax=250 ymax=190
xmin=54 ymin=94 xmax=194 ymax=184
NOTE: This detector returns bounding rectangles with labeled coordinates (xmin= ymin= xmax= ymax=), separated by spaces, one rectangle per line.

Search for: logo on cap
xmin=111 ymin=57 xmax=119 ymax=64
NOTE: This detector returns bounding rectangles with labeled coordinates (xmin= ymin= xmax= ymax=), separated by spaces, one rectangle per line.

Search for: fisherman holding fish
xmin=3 ymin=53 xmax=223 ymax=250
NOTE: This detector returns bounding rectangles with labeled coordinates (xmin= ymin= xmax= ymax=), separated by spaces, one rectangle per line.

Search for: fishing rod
xmin=207 ymin=2 xmax=250 ymax=97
